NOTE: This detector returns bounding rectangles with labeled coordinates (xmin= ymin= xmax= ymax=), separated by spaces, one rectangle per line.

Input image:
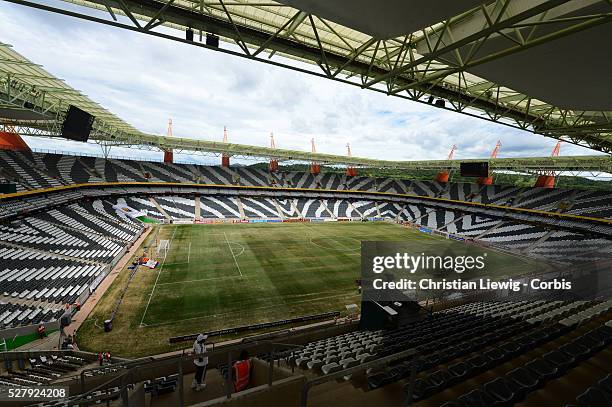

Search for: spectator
xmin=191 ymin=334 xmax=208 ymax=391
xmin=37 ymin=323 xmax=46 ymax=339
xmin=232 ymin=350 xmax=252 ymax=392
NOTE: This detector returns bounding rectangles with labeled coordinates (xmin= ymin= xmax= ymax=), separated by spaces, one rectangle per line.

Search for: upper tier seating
xmin=1 ymin=151 xmax=610 ymax=224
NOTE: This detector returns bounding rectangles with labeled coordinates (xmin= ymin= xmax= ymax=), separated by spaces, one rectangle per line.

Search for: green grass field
xmin=77 ymin=222 xmax=547 ymax=357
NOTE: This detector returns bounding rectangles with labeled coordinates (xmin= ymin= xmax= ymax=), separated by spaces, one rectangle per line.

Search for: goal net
xmin=157 ymin=239 xmax=170 ymax=258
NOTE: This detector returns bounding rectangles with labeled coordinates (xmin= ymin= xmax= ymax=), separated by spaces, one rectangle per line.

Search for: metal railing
xmin=64 ymin=339 xmax=304 ymax=406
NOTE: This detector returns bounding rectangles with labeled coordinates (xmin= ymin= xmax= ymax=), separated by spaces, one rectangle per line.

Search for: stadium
xmin=0 ymin=1 xmax=611 ymax=406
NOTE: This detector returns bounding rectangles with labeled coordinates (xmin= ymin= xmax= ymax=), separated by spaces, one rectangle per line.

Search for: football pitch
xmin=78 ymin=222 xmax=547 ymax=357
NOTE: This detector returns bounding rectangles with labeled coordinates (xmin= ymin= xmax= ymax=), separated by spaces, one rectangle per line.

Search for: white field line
xmin=187 ymin=242 xmax=191 ymax=264
xmin=231 ymin=242 xmax=245 ymax=257
xmin=223 ymin=231 xmax=243 ymax=277
xmin=156 ymin=275 xmax=245 ymax=286
xmin=139 ymin=226 xmax=177 ymax=327
xmin=142 ymin=291 xmax=360 ymax=328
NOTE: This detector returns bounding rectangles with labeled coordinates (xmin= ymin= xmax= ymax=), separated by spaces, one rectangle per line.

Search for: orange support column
xmin=435 ymin=145 xmax=456 ymax=184
xmin=534 ymin=175 xmax=555 ymax=188
xmin=345 ymin=143 xmax=357 ymax=177
xmin=222 ymin=126 xmax=230 ymax=167
xmin=534 ymin=141 xmax=561 ymax=189
xmin=269 ymin=133 xmax=279 ymax=172
xmin=477 ymin=176 xmax=494 ymax=185
xmin=477 ymin=140 xmax=501 ymax=185
xmin=164 ymin=119 xmax=174 ymax=163
xmin=435 ymin=171 xmax=450 ymax=183
xmin=0 ymin=131 xmax=30 ymax=152
xmin=310 ymin=138 xmax=320 ymax=175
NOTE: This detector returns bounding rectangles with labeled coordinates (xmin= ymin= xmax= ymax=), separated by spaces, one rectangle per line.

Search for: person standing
xmin=37 ymin=323 xmax=46 ymax=339
xmin=192 ymin=334 xmax=208 ymax=391
xmin=232 ymin=350 xmax=252 ymax=392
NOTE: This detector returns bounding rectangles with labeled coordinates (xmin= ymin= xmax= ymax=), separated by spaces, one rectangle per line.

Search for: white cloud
xmin=0 ymin=3 xmax=602 ymax=165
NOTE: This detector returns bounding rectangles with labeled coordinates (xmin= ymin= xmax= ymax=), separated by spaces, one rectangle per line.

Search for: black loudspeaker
xmin=435 ymin=99 xmax=446 ymax=108
xmin=460 ymin=162 xmax=489 ymax=177
xmin=0 ymin=183 xmax=17 ymax=194
xmin=206 ymin=33 xmax=219 ymax=48
xmin=62 ymin=105 xmax=94 ymax=142
xmin=186 ymin=28 xmax=194 ymax=42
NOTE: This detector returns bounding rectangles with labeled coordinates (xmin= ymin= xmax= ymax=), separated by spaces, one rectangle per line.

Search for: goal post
xmin=157 ymin=239 xmax=170 ymax=259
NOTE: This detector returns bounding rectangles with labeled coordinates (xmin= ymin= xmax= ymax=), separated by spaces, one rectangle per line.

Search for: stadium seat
xmin=448 ymin=361 xmax=471 ymax=383
xmin=427 ymin=369 xmax=452 ymax=391
xmin=544 ymin=350 xmax=576 ymax=371
xmin=484 ymin=377 xmax=521 ymax=405
xmin=321 ymin=362 xmax=341 ymax=375
xmin=525 ymin=358 xmax=559 ymax=381
xmin=559 ymin=342 xmax=590 ymax=362
xmin=576 ymin=386 xmax=612 ymax=407
xmin=307 ymin=359 xmax=324 ymax=370
xmin=484 ymin=348 xmax=506 ymax=364
xmin=367 ymin=372 xmax=387 ymax=390
xmin=340 ymin=357 xmax=360 ymax=369
xmin=457 ymin=388 xmax=497 ymax=407
xmin=407 ymin=377 xmax=435 ymax=401
xmin=506 ymin=366 xmax=540 ymax=396
xmin=466 ymin=354 xmax=490 ymax=372
xmin=599 ymin=374 xmax=612 ymax=395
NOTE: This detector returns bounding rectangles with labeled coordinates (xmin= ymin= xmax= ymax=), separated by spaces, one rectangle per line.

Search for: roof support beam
xmin=2 ymin=0 xmax=611 ymax=154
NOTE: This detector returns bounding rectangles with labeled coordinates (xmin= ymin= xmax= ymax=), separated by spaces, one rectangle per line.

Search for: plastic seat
xmin=421 ymin=353 xmax=440 ymax=370
xmin=406 ymin=377 xmax=434 ymax=401
xmin=559 ymin=342 xmax=590 ymax=361
xmin=458 ymin=388 xmax=497 ymax=407
xmin=451 ymin=361 xmax=471 ymax=378
xmin=582 ymin=331 xmax=606 ymax=353
xmin=359 ymin=353 xmax=376 ymax=363
xmin=367 ymin=372 xmax=387 ymax=390
xmin=484 ymin=347 xmax=506 ymax=364
xmin=484 ymin=377 xmax=520 ymax=405
xmin=576 ymin=386 xmax=612 ymax=407
xmin=506 ymin=366 xmax=539 ymax=394
xmin=340 ymin=357 xmax=360 ymax=369
xmin=466 ymin=354 xmax=490 ymax=372
xmin=574 ymin=334 xmax=600 ymax=353
xmin=525 ymin=358 xmax=559 ymax=381
xmin=544 ymin=350 xmax=575 ymax=371
xmin=501 ymin=341 xmax=521 ymax=357
xmin=307 ymin=359 xmax=324 ymax=370
xmin=321 ymin=362 xmax=341 ymax=375
xmin=599 ymin=374 xmax=612 ymax=395
xmin=429 ymin=369 xmax=452 ymax=388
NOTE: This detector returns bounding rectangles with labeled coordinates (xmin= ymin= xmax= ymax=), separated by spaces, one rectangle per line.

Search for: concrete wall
xmin=202 ymin=376 xmax=306 ymax=407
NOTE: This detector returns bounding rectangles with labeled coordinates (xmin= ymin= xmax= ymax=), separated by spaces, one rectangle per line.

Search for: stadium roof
xmin=0 ymin=42 xmax=142 ymax=139
xmin=1 ymin=41 xmax=611 ymax=173
xmin=1 ymin=5 xmax=612 ymax=173
xmin=4 ymin=0 xmax=611 ymax=153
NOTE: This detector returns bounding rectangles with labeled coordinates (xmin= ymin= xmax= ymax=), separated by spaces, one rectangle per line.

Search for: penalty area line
xmin=139 ymin=226 xmax=177 ymax=327
xmin=224 ymin=231 xmax=243 ymax=277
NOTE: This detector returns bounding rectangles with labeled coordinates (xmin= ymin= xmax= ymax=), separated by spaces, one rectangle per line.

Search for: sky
xmin=0 ymin=2 xmax=602 ymax=165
